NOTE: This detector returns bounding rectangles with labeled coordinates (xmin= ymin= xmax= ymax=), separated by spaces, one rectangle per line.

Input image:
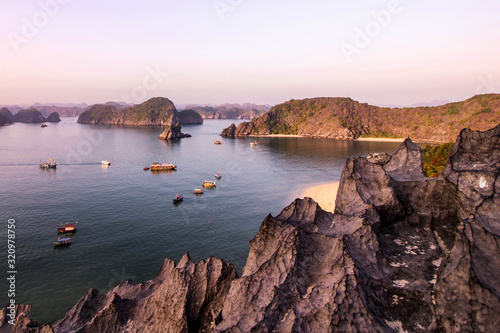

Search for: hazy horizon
xmin=1 ymin=1 xmax=499 ymax=107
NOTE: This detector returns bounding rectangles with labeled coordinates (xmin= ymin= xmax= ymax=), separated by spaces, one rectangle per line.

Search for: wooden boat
xmin=173 ymin=194 xmax=183 ymax=203
xmin=214 ymin=140 xmax=222 ymax=145
xmin=143 ymin=167 xmax=150 ymax=171
xmin=41 ymin=123 xmax=47 ymax=128
xmin=53 ymin=237 xmax=71 ymax=247
xmin=150 ymin=162 xmax=176 ymax=171
xmin=214 ymin=172 xmax=221 ymax=179
xmin=101 ymin=160 xmax=111 ymax=166
xmin=58 ymin=222 xmax=77 ymax=233
xmin=40 ymin=159 xmax=57 ymax=169
xmin=202 ymin=180 xmax=216 ymax=188
xmin=193 ymin=189 xmax=204 ymax=194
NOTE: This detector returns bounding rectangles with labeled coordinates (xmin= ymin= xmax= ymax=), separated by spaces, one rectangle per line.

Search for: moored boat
xmin=202 ymin=180 xmax=216 ymax=188
xmin=214 ymin=172 xmax=221 ymax=179
xmin=193 ymin=189 xmax=204 ymax=194
xmin=53 ymin=237 xmax=71 ymax=247
xmin=214 ymin=140 xmax=222 ymax=145
xmin=250 ymin=141 xmax=259 ymax=146
xmin=173 ymin=194 xmax=184 ymax=203
xmin=144 ymin=167 xmax=150 ymax=171
xmin=57 ymin=222 xmax=77 ymax=233
xmin=41 ymin=123 xmax=47 ymax=128
xmin=40 ymin=159 xmax=57 ymax=169
xmin=101 ymin=160 xmax=111 ymax=166
xmin=150 ymin=162 xmax=177 ymax=171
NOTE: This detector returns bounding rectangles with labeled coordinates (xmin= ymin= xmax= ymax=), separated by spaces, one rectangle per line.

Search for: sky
xmin=1 ymin=0 xmax=499 ymax=107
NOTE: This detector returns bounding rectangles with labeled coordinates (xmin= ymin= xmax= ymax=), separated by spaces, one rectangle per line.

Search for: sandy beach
xmin=301 ymin=182 xmax=340 ymax=213
xmin=354 ymin=137 xmax=405 ymax=142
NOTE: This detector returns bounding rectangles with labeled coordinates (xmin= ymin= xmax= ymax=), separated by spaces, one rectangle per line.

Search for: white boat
xmin=250 ymin=141 xmax=259 ymax=146
xmin=101 ymin=160 xmax=111 ymax=166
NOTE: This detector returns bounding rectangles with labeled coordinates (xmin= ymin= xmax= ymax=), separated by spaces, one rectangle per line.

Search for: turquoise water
xmin=0 ymin=118 xmax=403 ymax=323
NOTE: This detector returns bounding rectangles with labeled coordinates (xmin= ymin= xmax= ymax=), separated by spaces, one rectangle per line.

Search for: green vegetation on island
xmin=422 ymin=142 xmax=455 ymax=177
xmin=221 ymin=94 xmax=500 ymax=143
xmin=77 ymin=97 xmax=202 ymax=126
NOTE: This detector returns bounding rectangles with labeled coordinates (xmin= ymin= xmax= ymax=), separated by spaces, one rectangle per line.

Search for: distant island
xmin=1 ymin=108 xmax=61 ymax=124
xmin=0 ymin=107 xmax=13 ymax=125
xmin=179 ymin=103 xmax=270 ymax=119
xmin=77 ymin=97 xmax=202 ymax=126
xmin=221 ymin=94 xmax=500 ymax=143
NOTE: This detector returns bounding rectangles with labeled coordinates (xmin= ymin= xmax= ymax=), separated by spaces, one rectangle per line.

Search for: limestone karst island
xmin=2 ymin=2 xmax=500 ymax=333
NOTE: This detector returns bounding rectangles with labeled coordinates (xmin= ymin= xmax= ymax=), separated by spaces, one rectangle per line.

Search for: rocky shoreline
xmin=2 ymin=124 xmax=499 ymax=332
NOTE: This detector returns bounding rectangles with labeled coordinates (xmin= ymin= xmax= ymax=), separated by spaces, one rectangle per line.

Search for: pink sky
xmin=1 ymin=0 xmax=499 ymax=107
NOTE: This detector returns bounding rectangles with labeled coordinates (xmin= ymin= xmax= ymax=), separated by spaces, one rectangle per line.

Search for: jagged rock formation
xmin=3 ymin=124 xmax=499 ymax=332
xmin=77 ymin=97 xmax=202 ymax=126
xmin=45 ymin=112 xmax=61 ymax=122
xmin=157 ymin=123 xmax=191 ymax=140
xmin=221 ymin=94 xmax=500 ymax=143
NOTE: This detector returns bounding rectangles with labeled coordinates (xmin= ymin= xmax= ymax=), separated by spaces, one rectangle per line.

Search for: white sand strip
xmin=301 ymin=182 xmax=340 ymax=213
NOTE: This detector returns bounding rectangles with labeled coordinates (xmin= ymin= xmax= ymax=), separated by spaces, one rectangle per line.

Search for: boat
xmin=143 ymin=167 xmax=150 ymax=171
xmin=53 ymin=237 xmax=71 ymax=247
xmin=193 ymin=189 xmax=204 ymax=194
xmin=202 ymin=180 xmax=216 ymax=188
xmin=40 ymin=123 xmax=47 ymax=128
xmin=40 ymin=159 xmax=57 ymax=169
xmin=214 ymin=140 xmax=222 ymax=145
xmin=101 ymin=160 xmax=111 ymax=166
xmin=57 ymin=222 xmax=77 ymax=233
xmin=214 ymin=172 xmax=221 ymax=179
xmin=150 ymin=162 xmax=177 ymax=171
xmin=250 ymin=141 xmax=259 ymax=146
xmin=173 ymin=194 xmax=184 ymax=203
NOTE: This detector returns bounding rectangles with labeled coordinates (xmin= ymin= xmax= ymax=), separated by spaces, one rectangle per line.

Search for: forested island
xmin=221 ymin=94 xmax=500 ymax=143
xmin=77 ymin=97 xmax=202 ymax=126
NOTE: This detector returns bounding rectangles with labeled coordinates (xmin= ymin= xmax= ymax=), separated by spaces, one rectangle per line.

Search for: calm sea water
xmin=0 ymin=118 xmax=403 ymax=323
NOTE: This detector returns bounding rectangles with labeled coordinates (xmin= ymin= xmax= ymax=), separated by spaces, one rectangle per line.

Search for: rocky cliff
xmin=221 ymin=94 xmax=500 ymax=143
xmin=3 ymin=124 xmax=499 ymax=332
xmin=77 ymin=97 xmax=202 ymax=126
xmin=157 ymin=123 xmax=192 ymax=140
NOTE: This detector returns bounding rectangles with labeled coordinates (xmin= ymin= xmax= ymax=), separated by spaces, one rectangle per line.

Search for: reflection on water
xmin=0 ymin=118 xmax=403 ymax=323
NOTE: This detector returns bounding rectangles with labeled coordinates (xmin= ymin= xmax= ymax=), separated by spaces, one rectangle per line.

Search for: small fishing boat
xmin=173 ymin=194 xmax=184 ymax=203
xmin=250 ymin=141 xmax=259 ymax=146
xmin=202 ymin=180 xmax=216 ymax=188
xmin=150 ymin=162 xmax=177 ymax=171
xmin=41 ymin=123 xmax=47 ymax=128
xmin=101 ymin=160 xmax=111 ymax=166
xmin=143 ymin=167 xmax=150 ymax=171
xmin=53 ymin=237 xmax=71 ymax=247
xmin=40 ymin=159 xmax=57 ymax=169
xmin=214 ymin=140 xmax=222 ymax=145
xmin=57 ymin=222 xmax=77 ymax=233
xmin=193 ymin=189 xmax=204 ymax=194
xmin=214 ymin=172 xmax=221 ymax=179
